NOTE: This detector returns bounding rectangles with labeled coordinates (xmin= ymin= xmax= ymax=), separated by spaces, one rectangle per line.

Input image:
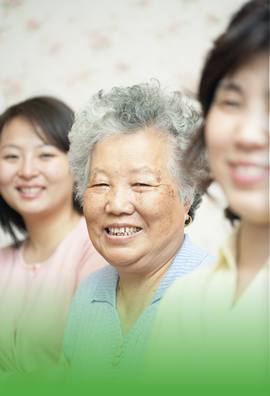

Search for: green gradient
xmin=2 ymin=380 xmax=269 ymax=396
xmin=2 ymin=357 xmax=269 ymax=396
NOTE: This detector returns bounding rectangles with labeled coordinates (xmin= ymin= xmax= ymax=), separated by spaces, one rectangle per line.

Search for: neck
xmin=116 ymin=253 xmax=176 ymax=337
xmin=238 ymin=220 xmax=269 ymax=270
xmin=23 ymin=207 xmax=82 ymax=264
xmin=234 ymin=220 xmax=269 ymax=301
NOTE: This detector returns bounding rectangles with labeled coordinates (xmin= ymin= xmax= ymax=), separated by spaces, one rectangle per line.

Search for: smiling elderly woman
xmin=63 ymin=81 xmax=215 ymax=386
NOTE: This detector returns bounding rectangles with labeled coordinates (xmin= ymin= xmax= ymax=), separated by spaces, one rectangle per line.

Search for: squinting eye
xmin=133 ymin=183 xmax=149 ymax=187
xmin=4 ymin=155 xmax=19 ymax=159
xmin=94 ymin=183 xmax=109 ymax=187
xmin=223 ymin=101 xmax=239 ymax=107
xmin=40 ymin=154 xmax=54 ymax=158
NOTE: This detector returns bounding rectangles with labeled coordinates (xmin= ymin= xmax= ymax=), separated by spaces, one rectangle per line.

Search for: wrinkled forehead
xmin=88 ymin=130 xmax=173 ymax=180
xmin=90 ymin=128 xmax=171 ymax=159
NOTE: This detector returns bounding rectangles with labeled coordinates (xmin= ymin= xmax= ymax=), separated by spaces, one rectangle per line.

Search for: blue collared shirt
xmin=63 ymin=234 xmax=215 ymax=384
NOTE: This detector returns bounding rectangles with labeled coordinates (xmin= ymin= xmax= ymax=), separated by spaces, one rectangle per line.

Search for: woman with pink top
xmin=0 ymin=96 xmax=107 ymax=384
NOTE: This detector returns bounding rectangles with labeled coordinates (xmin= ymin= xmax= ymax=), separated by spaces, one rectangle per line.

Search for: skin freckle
xmin=156 ymin=170 xmax=162 ymax=183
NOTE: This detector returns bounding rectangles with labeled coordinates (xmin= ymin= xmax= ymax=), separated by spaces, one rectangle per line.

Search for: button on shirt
xmin=63 ymin=234 xmax=215 ymax=385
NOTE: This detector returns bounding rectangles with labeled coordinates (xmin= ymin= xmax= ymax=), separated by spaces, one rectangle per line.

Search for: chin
xmin=231 ymin=205 xmax=269 ymax=226
xmin=104 ymin=255 xmax=136 ymax=267
xmin=228 ymin=192 xmax=268 ymax=223
xmin=102 ymin=249 xmax=142 ymax=268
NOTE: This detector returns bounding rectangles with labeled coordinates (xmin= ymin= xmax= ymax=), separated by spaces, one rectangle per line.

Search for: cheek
xmin=138 ymin=187 xmax=183 ymax=225
xmin=137 ymin=192 xmax=165 ymax=219
xmin=205 ymin=112 xmax=231 ymax=169
xmin=46 ymin=162 xmax=73 ymax=185
xmin=83 ymin=192 xmax=104 ymax=221
xmin=0 ymin=162 xmax=16 ymax=186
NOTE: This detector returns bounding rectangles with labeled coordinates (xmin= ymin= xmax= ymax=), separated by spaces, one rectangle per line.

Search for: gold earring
xmin=184 ymin=215 xmax=192 ymax=227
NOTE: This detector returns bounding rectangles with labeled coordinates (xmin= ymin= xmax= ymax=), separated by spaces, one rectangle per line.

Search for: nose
xmin=105 ymin=187 xmax=135 ymax=216
xmin=234 ymin=106 xmax=268 ymax=150
xmin=18 ymin=156 xmax=40 ymax=180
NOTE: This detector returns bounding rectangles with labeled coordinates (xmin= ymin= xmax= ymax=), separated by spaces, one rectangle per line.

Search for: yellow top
xmin=144 ymin=225 xmax=269 ymax=393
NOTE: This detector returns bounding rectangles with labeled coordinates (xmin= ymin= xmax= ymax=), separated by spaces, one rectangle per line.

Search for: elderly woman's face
xmin=83 ymin=130 xmax=190 ymax=275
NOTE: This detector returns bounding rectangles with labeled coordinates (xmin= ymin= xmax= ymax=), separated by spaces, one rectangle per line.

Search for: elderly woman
xmin=63 ymin=81 xmax=215 ymax=385
xmin=144 ymin=0 xmax=269 ymax=394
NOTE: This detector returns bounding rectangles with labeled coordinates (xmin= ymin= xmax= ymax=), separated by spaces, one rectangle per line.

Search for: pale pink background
xmin=0 ymin=0 xmax=246 ymax=254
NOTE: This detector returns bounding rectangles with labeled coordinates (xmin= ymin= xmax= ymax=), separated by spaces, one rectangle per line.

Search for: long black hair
xmin=199 ymin=0 xmax=269 ymax=117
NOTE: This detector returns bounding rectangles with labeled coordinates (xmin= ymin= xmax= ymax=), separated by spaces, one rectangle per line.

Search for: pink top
xmin=0 ymin=217 xmax=107 ymax=374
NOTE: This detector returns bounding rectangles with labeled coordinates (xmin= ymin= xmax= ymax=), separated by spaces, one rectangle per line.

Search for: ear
xmin=184 ymin=202 xmax=192 ymax=222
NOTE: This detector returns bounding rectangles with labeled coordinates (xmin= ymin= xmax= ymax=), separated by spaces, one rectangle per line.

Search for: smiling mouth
xmin=233 ymin=165 xmax=268 ymax=176
xmin=17 ymin=187 xmax=44 ymax=193
xmin=106 ymin=227 xmax=142 ymax=236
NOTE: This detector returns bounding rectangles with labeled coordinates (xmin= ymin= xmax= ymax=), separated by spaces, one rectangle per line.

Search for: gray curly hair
xmin=68 ymin=81 xmax=210 ymax=222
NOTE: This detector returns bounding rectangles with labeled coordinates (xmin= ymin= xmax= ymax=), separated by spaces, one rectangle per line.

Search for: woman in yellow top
xmin=144 ymin=1 xmax=269 ymax=394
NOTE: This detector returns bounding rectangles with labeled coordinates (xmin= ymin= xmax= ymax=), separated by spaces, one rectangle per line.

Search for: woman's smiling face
xmin=205 ymin=53 xmax=269 ymax=225
xmin=0 ymin=116 xmax=75 ymax=219
xmin=83 ymin=130 xmax=190 ymax=275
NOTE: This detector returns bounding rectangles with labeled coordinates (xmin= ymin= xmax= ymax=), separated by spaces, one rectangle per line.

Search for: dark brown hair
xmin=199 ymin=0 xmax=269 ymax=117
xmin=190 ymin=0 xmax=269 ymax=223
xmin=0 ymin=96 xmax=82 ymax=246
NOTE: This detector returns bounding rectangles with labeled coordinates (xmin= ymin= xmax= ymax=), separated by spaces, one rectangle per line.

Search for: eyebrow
xmin=217 ymin=81 xmax=243 ymax=93
xmin=89 ymin=166 xmax=158 ymax=177
xmin=1 ymin=142 xmax=52 ymax=150
xmin=130 ymin=166 xmax=158 ymax=176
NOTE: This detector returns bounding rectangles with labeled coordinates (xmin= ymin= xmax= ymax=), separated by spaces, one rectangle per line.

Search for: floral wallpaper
xmin=0 ymin=0 xmax=246 ymax=252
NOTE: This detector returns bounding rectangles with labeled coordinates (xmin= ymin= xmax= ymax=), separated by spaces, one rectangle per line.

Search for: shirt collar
xmin=91 ymin=266 xmax=119 ymax=307
xmin=217 ymin=223 xmax=240 ymax=272
xmin=150 ymin=234 xmax=207 ymax=304
xmin=90 ymin=234 xmax=208 ymax=306
xmin=217 ymin=223 xmax=270 ymax=272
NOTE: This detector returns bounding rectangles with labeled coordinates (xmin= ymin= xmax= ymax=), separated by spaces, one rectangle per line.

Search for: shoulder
xmin=65 ymin=217 xmax=90 ymax=248
xmin=151 ymin=263 xmax=218 ymax=343
xmin=60 ymin=217 xmax=99 ymax=261
xmin=0 ymin=244 xmax=22 ymax=265
xmin=72 ymin=265 xmax=116 ymax=301
xmin=163 ymin=261 xmax=218 ymax=306
xmin=80 ymin=264 xmax=115 ymax=287
xmin=175 ymin=234 xmax=216 ymax=269
xmin=64 ymin=265 xmax=116 ymax=345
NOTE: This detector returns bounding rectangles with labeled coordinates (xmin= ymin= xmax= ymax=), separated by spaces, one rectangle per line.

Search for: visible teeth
xmin=20 ymin=187 xmax=43 ymax=193
xmin=107 ymin=227 xmax=141 ymax=236
xmin=235 ymin=165 xmax=265 ymax=176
